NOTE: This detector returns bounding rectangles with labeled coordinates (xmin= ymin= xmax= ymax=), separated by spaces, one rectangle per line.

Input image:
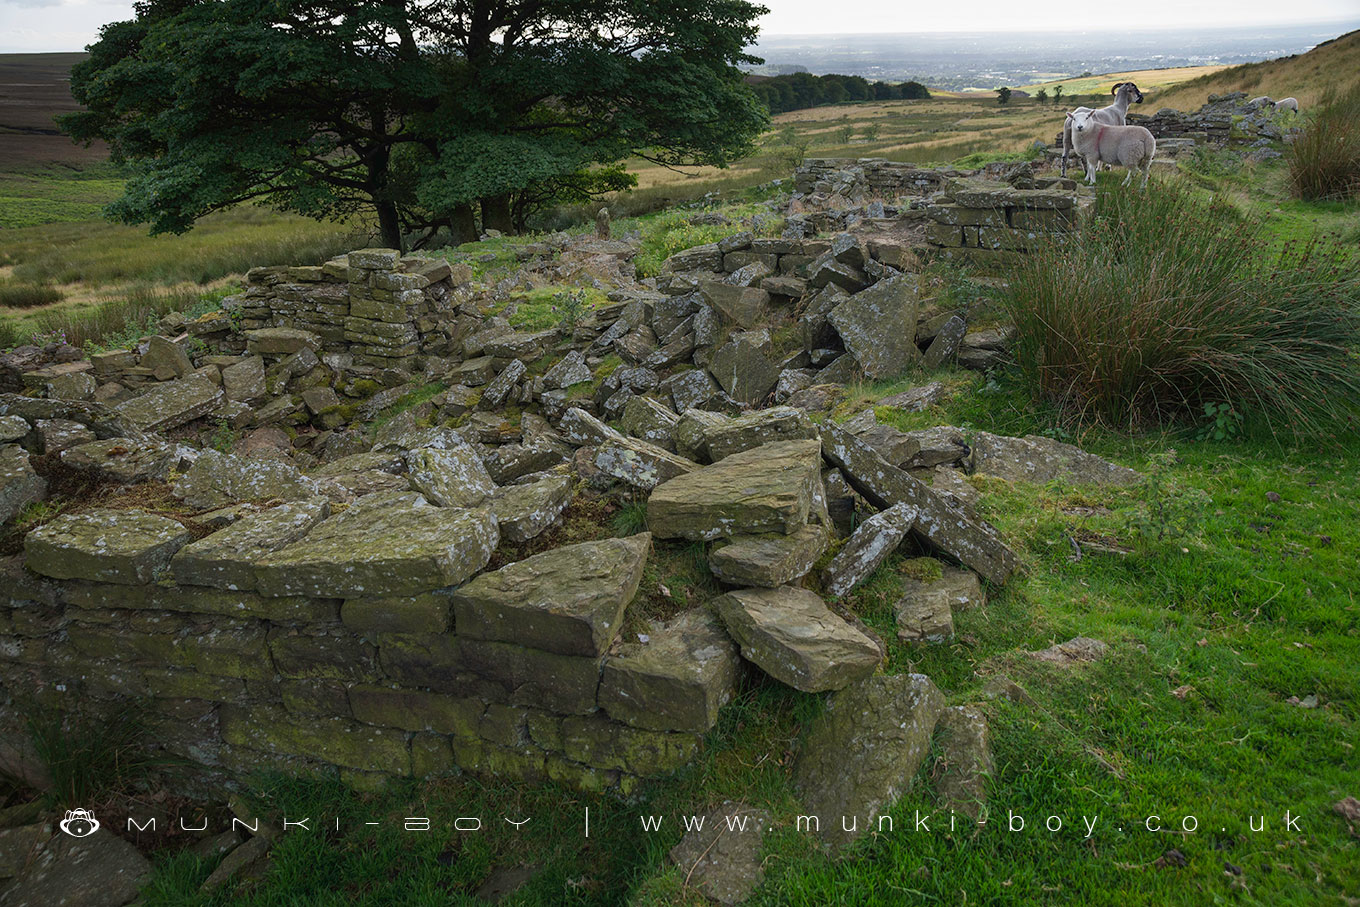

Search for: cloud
xmin=0 ymin=0 xmax=67 ymax=8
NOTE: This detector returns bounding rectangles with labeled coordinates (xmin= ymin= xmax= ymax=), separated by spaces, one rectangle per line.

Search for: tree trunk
xmin=376 ymin=200 xmax=403 ymax=252
xmin=481 ymin=194 xmax=514 ymax=234
xmin=451 ymin=203 xmax=477 ymax=245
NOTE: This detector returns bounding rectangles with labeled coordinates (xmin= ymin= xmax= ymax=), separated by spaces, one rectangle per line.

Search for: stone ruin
xmin=1049 ymin=91 xmax=1298 ymax=159
xmin=0 ymin=151 xmax=1149 ymax=894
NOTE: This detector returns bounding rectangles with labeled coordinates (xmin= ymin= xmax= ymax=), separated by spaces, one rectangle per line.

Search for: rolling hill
xmin=1152 ymin=28 xmax=1360 ymax=111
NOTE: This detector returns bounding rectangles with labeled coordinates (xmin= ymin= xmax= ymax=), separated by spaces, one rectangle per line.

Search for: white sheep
xmin=1065 ymin=109 xmax=1156 ymax=188
xmin=1061 ymin=81 xmax=1145 ymax=177
xmin=1274 ymin=97 xmax=1299 ymax=113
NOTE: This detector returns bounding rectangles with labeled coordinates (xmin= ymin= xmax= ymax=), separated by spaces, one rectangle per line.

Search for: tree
xmin=997 ymin=86 xmax=1012 ymax=106
xmin=1036 ymin=88 xmax=1048 ymax=105
xmin=1054 ymin=84 xmax=1065 ymax=105
xmin=62 ymin=0 xmax=770 ymax=249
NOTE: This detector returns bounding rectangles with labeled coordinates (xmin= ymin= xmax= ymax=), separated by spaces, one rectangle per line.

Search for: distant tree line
xmin=747 ymin=72 xmax=930 ymax=114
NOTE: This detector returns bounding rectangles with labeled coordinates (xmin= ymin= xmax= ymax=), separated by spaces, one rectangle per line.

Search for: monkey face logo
xmin=59 ymin=808 xmax=100 ymax=838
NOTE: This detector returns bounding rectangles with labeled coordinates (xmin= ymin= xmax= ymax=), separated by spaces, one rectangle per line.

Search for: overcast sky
xmin=1 ymin=0 xmax=1358 ymax=53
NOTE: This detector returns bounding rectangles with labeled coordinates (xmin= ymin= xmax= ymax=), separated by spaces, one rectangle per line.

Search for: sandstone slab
xmin=25 ymin=508 xmax=192 ymax=584
xmin=792 ymin=673 xmax=945 ymax=849
xmin=599 ymin=608 xmax=741 ymax=733
xmin=821 ymin=423 xmax=1018 ymax=585
xmin=828 ymin=275 xmax=922 ymax=380
xmin=822 ymin=502 xmax=917 ymax=598
xmin=451 ymin=534 xmax=650 ymax=656
xmin=709 ymin=524 xmax=829 ymax=588
xmin=668 ymin=801 xmax=772 ymax=905
xmin=404 ymin=444 xmax=496 ymax=508
xmin=1 ymin=445 xmax=46 ymax=525
xmin=113 ymin=374 xmax=223 ymax=432
xmin=171 ymin=498 xmax=331 ymax=590
xmin=704 ymin=406 xmax=818 ymax=462
xmin=175 ymin=449 xmax=321 ymax=510
xmin=712 ymin=585 xmax=881 ymax=692
xmin=967 ymin=431 xmax=1141 ymax=486
xmin=932 ymin=704 xmax=993 ymax=820
xmin=648 ymin=440 xmax=824 ymax=541
xmin=254 ymin=495 xmax=498 ymax=597
xmin=489 ymin=474 xmax=574 ymax=543
xmin=593 ymin=437 xmax=697 ymax=490
xmin=60 ymin=437 xmax=175 ymax=485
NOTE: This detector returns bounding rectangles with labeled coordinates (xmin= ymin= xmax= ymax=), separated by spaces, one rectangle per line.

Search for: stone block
xmin=712 ymin=585 xmax=881 ymax=692
xmin=598 ymin=608 xmax=741 ymax=733
xmin=647 ymin=440 xmax=824 ymax=541
xmin=451 ymin=534 xmax=650 ymax=657
xmin=25 ymin=509 xmax=192 ymax=584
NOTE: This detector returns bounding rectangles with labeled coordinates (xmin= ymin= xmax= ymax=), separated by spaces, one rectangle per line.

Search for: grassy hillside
xmin=1154 ymin=29 xmax=1360 ymax=111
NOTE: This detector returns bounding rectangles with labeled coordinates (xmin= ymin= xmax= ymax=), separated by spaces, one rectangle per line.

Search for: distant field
xmin=626 ymin=96 xmax=1072 ymax=194
xmin=0 ymin=52 xmax=102 ymax=170
xmin=1017 ymin=65 xmax=1229 ymax=95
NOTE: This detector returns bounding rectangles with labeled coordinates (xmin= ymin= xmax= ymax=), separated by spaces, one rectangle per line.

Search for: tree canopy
xmin=62 ymin=0 xmax=770 ymax=249
xmin=747 ymin=72 xmax=930 ymax=114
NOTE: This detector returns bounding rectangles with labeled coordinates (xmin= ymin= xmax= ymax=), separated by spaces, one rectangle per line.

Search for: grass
xmin=0 ymin=280 xmax=62 ymax=308
xmin=1289 ymin=82 xmax=1360 ymax=201
xmin=5 ymin=284 xmax=233 ymax=351
xmin=999 ymin=181 xmax=1360 ymax=435
xmin=21 ymin=701 xmax=183 ymax=808
xmin=0 ymin=206 xmax=369 ymax=286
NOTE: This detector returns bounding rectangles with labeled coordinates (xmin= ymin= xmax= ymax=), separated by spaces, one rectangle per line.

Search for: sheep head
xmin=1113 ymin=81 xmax=1145 ymax=104
xmin=1068 ymin=109 xmax=1095 ymax=132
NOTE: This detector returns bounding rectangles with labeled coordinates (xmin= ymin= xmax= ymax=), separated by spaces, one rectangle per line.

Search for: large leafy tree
xmin=63 ymin=0 xmax=769 ymax=249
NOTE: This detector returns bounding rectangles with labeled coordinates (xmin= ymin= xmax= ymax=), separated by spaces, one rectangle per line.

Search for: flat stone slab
xmin=713 ymin=585 xmax=881 ymax=692
xmin=254 ymin=495 xmax=498 ymax=597
xmin=967 ymin=431 xmax=1141 ymax=486
xmin=828 ymin=275 xmax=923 ymax=380
xmin=113 ymin=373 xmax=223 ymax=432
xmin=709 ymin=524 xmax=829 ymax=588
xmin=60 ymin=437 xmax=175 ymax=484
xmin=648 ymin=440 xmax=824 ymax=541
xmin=932 ymin=705 xmax=994 ymax=820
xmin=174 ymin=449 xmax=321 ymax=510
xmin=793 ymin=673 xmax=945 ymax=849
xmin=451 ymin=534 xmax=651 ymax=657
xmin=822 ymin=423 xmax=1018 ymax=585
xmin=1 ymin=444 xmax=46 ymax=525
xmin=822 ymin=502 xmax=917 ymax=598
xmin=25 ymin=508 xmax=192 ymax=584
xmin=668 ymin=800 xmax=772 ymax=905
xmin=895 ymin=561 xmax=983 ymax=642
xmin=708 ymin=337 xmax=779 ymax=405
xmin=489 ymin=474 xmax=574 ymax=543
xmin=404 ymin=445 xmax=496 ymax=508
xmin=245 ymin=327 xmax=321 ymax=356
xmin=171 ymin=498 xmax=331 ymax=591
xmin=704 ymin=405 xmax=817 ymax=462
xmin=593 ymin=437 xmax=697 ymax=490
xmin=599 ymin=608 xmax=742 ymax=733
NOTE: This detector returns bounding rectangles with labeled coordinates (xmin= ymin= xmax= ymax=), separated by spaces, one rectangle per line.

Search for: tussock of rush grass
xmin=1000 ymin=182 xmax=1360 ymax=436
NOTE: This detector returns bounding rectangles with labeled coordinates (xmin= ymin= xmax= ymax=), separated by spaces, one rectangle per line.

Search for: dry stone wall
xmin=922 ymin=176 xmax=1094 ymax=269
xmin=2 ymin=507 xmax=739 ymax=794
